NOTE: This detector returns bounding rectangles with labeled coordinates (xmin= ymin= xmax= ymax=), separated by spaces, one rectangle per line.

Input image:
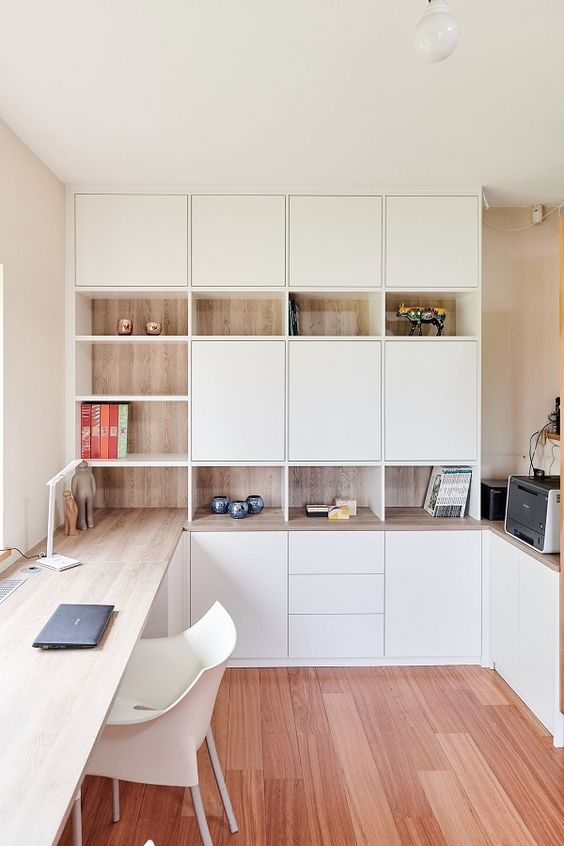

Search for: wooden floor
xmin=59 ymin=666 xmax=564 ymax=846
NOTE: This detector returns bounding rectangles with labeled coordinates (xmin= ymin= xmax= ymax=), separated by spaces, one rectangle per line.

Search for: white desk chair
xmin=74 ymin=601 xmax=238 ymax=846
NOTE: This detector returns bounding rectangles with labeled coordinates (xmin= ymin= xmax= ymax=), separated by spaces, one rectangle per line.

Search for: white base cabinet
xmin=385 ymin=531 xmax=482 ymax=658
xmin=489 ymin=532 xmax=559 ymax=735
xmin=143 ymin=531 xmax=190 ymax=638
xmin=190 ymin=532 xmax=288 ymax=659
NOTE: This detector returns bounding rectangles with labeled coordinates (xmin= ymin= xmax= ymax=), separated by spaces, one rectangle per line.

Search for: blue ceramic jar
xmin=210 ymin=496 xmax=230 ymax=514
xmin=228 ymin=501 xmax=249 ymax=519
xmin=246 ymin=494 xmax=264 ymax=514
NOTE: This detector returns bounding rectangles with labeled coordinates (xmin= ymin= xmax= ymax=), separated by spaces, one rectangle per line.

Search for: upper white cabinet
xmin=191 ymin=340 xmax=285 ymax=461
xmin=385 ymin=196 xmax=479 ymax=288
xmin=385 ymin=530 xmax=482 ymax=658
xmin=385 ymin=340 xmax=478 ymax=461
xmin=75 ymin=194 xmax=188 ymax=287
xmin=289 ymin=340 xmax=381 ymax=461
xmin=191 ymin=195 xmax=285 ymax=287
xmin=289 ymin=196 xmax=382 ymax=287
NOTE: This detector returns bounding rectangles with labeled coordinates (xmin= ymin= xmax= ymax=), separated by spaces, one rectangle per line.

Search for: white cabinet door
xmin=191 ymin=195 xmax=285 ymax=286
xmin=289 ymin=614 xmax=384 ymax=659
xmin=385 ymin=196 xmax=479 ymax=288
xmin=143 ymin=532 xmax=189 ymax=638
xmin=190 ymin=532 xmax=287 ymax=659
xmin=289 ymin=574 xmax=384 ymax=614
xmin=289 ymin=531 xmax=384 ymax=574
xmin=385 ymin=341 xmax=478 ymax=461
xmin=191 ymin=340 xmax=285 ymax=461
xmin=289 ymin=340 xmax=381 ymax=461
xmin=289 ymin=196 xmax=382 ymax=287
xmin=518 ymin=552 xmax=558 ymax=732
xmin=385 ymin=531 xmax=482 ymax=658
xmin=75 ymin=194 xmax=188 ymax=287
xmin=489 ymin=533 xmax=520 ymax=689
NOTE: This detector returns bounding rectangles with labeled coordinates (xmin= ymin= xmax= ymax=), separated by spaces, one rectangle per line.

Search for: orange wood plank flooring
xmin=58 ymin=666 xmax=564 ymax=846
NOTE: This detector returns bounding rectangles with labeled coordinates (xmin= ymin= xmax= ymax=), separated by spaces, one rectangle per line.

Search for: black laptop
xmin=32 ymin=603 xmax=114 ymax=649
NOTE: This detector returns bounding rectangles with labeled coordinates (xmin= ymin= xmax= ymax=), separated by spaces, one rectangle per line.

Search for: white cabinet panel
xmin=385 ymin=531 xmax=482 ymax=658
xmin=290 ymin=614 xmax=384 ymax=658
xmin=489 ymin=533 xmax=520 ymax=688
xmin=289 ymin=196 xmax=382 ymax=287
xmin=190 ymin=532 xmax=287 ymax=659
xmin=385 ymin=341 xmax=477 ymax=461
xmin=191 ymin=340 xmax=285 ymax=461
xmin=385 ymin=196 xmax=479 ymax=288
xmin=289 ymin=340 xmax=381 ymax=461
xmin=75 ymin=194 xmax=188 ymax=287
xmin=289 ymin=574 xmax=384 ymax=614
xmin=289 ymin=531 xmax=384 ymax=574
xmin=142 ymin=532 xmax=189 ymax=638
xmin=519 ymin=552 xmax=558 ymax=732
xmin=191 ymin=195 xmax=285 ymax=286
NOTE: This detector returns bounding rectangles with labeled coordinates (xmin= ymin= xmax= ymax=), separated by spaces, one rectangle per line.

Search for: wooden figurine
xmin=71 ymin=460 xmax=97 ymax=530
xmin=63 ymin=490 xmax=80 ymax=536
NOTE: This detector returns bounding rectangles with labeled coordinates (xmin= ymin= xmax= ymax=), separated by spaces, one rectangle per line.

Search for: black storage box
xmin=481 ymin=479 xmax=508 ymax=521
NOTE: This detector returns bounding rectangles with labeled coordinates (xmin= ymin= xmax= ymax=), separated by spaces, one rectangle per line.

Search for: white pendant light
xmin=414 ymin=0 xmax=460 ymax=63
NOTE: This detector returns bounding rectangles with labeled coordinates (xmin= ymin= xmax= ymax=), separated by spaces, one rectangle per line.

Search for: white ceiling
xmin=0 ymin=1 xmax=563 ymax=205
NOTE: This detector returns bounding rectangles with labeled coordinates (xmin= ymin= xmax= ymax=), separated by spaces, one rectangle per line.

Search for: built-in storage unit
xmin=488 ymin=532 xmax=559 ymax=734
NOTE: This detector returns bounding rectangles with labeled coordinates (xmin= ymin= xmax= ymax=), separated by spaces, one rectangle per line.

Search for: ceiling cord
xmin=483 ymin=200 xmax=564 ymax=233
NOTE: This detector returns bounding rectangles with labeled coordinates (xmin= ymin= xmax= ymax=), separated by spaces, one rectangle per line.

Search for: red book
xmin=108 ymin=404 xmax=118 ymax=460
xmin=100 ymin=404 xmax=110 ymax=459
xmin=90 ymin=403 xmax=101 ymax=459
xmin=80 ymin=403 xmax=92 ymax=459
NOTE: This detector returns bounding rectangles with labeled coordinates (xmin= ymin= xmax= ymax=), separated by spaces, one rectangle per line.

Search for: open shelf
xmin=87 ymin=453 xmax=188 ymax=467
xmin=191 ymin=465 xmax=285 ymax=518
xmin=192 ymin=292 xmax=285 ymax=336
xmin=76 ymin=342 xmax=188 ymax=396
xmin=289 ymin=291 xmax=381 ymax=336
xmin=93 ymin=466 xmax=188 ymax=509
xmin=289 ymin=465 xmax=383 ymax=519
xmin=385 ymin=291 xmax=478 ymax=337
xmin=76 ymin=294 xmax=188 ymax=336
xmin=385 ymin=465 xmax=479 ymax=519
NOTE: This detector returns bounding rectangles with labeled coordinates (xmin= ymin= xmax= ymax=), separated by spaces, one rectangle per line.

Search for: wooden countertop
xmin=0 ymin=508 xmax=186 ymax=846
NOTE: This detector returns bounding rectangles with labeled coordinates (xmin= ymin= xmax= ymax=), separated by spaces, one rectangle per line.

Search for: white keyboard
xmin=0 ymin=578 xmax=26 ymax=605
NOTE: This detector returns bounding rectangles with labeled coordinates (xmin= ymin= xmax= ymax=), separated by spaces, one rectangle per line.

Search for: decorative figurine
xmin=396 ymin=304 xmax=447 ymax=336
xmin=246 ymin=495 xmax=264 ymax=514
xmin=63 ymin=490 xmax=80 ymax=536
xmin=145 ymin=321 xmax=162 ymax=336
xmin=71 ymin=460 xmax=97 ymax=530
xmin=210 ymin=495 xmax=230 ymax=514
xmin=117 ymin=318 xmax=133 ymax=335
xmin=228 ymin=501 xmax=249 ymax=519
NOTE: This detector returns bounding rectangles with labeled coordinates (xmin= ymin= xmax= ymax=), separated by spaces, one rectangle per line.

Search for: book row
xmin=80 ymin=403 xmax=129 ymax=460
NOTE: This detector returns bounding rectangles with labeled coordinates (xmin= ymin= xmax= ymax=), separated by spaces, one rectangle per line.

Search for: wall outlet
xmin=531 ymin=203 xmax=544 ymax=224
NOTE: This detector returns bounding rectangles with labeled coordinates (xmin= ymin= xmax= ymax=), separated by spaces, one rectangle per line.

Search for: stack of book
xmin=81 ymin=402 xmax=129 ymax=460
xmin=288 ymin=297 xmax=300 ymax=336
xmin=424 ymin=466 xmax=472 ymax=517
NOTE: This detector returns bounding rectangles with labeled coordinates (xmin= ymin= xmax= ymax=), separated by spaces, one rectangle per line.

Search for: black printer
xmin=505 ymin=475 xmax=560 ymax=554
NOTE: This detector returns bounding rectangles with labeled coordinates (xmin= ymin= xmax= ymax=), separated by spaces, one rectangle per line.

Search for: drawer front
xmin=290 ymin=614 xmax=384 ymax=658
xmin=289 ymin=531 xmax=384 ymax=575
xmin=289 ymin=574 xmax=384 ymax=614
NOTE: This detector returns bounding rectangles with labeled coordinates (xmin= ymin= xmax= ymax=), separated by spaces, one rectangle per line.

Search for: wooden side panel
xmin=560 ymin=218 xmax=564 ymax=711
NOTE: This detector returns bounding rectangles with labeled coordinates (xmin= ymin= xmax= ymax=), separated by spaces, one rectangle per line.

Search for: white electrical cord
xmin=483 ymin=200 xmax=564 ymax=233
xmin=548 ymin=443 xmax=559 ymax=476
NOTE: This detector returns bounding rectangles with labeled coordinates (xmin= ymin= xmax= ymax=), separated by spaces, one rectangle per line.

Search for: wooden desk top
xmin=0 ymin=508 xmax=186 ymax=846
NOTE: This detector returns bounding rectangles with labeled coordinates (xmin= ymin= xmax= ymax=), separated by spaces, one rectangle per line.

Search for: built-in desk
xmin=0 ymin=508 xmax=186 ymax=846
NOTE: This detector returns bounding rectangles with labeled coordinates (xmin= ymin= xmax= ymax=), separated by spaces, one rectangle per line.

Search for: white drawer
xmin=289 ymin=574 xmax=384 ymax=614
xmin=290 ymin=614 xmax=384 ymax=658
xmin=289 ymin=531 xmax=384 ymax=574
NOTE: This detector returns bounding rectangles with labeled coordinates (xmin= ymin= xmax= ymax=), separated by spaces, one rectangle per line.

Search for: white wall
xmin=0 ymin=120 xmax=65 ymax=563
xmin=482 ymin=207 xmax=560 ymax=479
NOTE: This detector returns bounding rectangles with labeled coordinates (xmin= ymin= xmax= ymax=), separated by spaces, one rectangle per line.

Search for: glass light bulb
xmin=414 ymin=0 xmax=460 ymax=63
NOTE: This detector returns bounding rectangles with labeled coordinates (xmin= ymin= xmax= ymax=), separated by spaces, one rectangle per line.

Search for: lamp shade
xmin=414 ymin=0 xmax=460 ymax=62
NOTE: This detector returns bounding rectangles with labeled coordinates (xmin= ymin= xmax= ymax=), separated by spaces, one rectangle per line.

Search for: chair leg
xmin=72 ymin=788 xmax=82 ymax=846
xmin=190 ymin=784 xmax=213 ymax=846
xmin=206 ymin=727 xmax=238 ymax=833
xmin=112 ymin=778 xmax=120 ymax=823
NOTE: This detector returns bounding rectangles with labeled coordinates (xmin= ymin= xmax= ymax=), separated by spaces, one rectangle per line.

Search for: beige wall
xmin=0 ymin=120 xmax=65 ymax=562
xmin=482 ymin=207 xmax=560 ymax=479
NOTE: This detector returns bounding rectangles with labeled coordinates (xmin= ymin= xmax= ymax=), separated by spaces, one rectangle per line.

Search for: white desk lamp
xmin=40 ymin=459 xmax=82 ymax=570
